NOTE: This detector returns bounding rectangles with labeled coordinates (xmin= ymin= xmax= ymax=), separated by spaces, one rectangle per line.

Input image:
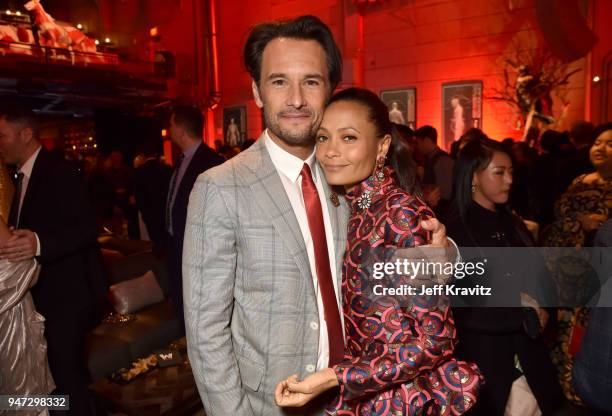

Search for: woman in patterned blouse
xmin=541 ymin=123 xmax=612 ymax=405
xmin=275 ymin=88 xmax=481 ymax=415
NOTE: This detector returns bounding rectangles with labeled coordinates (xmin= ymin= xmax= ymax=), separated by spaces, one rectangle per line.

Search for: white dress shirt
xmin=16 ymin=145 xmax=42 ymax=256
xmin=264 ymin=131 xmax=343 ymax=370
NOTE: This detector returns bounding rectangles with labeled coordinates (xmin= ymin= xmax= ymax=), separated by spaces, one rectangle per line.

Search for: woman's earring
xmin=374 ymin=156 xmax=386 ymax=181
xmin=471 ymin=184 xmax=477 ymax=193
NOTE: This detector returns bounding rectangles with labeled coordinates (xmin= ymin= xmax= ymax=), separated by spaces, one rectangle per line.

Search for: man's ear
xmin=19 ymin=127 xmax=34 ymax=144
xmin=252 ymin=80 xmax=263 ymax=108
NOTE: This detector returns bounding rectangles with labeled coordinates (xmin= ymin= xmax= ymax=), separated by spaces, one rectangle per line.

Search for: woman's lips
xmin=323 ymin=164 xmax=348 ymax=172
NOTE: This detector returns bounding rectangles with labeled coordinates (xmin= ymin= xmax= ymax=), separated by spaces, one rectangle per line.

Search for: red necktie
xmin=300 ymin=163 xmax=344 ymax=366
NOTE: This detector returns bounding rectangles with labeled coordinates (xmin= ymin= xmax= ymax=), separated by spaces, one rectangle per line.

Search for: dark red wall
xmin=215 ymin=0 xmax=608 ymax=144
xmin=45 ymin=0 xmax=609 ymax=142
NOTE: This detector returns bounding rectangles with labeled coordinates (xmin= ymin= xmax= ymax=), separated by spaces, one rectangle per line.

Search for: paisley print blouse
xmin=542 ymin=173 xmax=612 ymax=247
xmin=327 ymin=167 xmax=481 ymax=416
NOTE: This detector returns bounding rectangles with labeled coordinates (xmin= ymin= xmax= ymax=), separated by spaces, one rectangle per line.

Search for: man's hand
xmin=421 ymin=218 xmax=449 ymax=247
xmin=0 ymin=229 xmax=37 ymax=261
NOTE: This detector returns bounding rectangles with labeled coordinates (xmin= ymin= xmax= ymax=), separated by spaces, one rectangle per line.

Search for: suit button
xmin=310 ymin=321 xmax=318 ymax=330
xmin=306 ymin=364 xmax=315 ymax=372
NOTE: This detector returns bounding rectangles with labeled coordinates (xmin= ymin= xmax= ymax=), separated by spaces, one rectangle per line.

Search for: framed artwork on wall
xmin=223 ymin=106 xmax=246 ymax=147
xmin=441 ymin=81 xmax=482 ymax=150
xmin=380 ymin=88 xmax=417 ymax=130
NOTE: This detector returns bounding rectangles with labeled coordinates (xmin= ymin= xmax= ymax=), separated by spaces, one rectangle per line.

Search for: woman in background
xmin=445 ymin=137 xmax=566 ymax=415
xmin=0 ymin=161 xmax=54 ymax=415
xmin=541 ymin=123 xmax=612 ymax=405
xmin=542 ymin=123 xmax=612 ymax=248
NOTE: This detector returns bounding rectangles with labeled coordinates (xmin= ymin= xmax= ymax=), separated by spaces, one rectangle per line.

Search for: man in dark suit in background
xmin=415 ymin=125 xmax=455 ymax=217
xmin=134 ymin=141 xmax=172 ymax=252
xmin=0 ymin=105 xmax=102 ymax=416
xmin=165 ymin=105 xmax=224 ymax=326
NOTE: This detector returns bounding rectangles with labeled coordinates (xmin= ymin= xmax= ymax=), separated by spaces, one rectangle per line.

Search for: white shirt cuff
xmin=34 ymin=232 xmax=41 ymax=257
xmin=448 ymin=237 xmax=461 ymax=263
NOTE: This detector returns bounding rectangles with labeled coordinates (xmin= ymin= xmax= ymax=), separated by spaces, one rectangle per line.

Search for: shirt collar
xmin=264 ymin=130 xmax=316 ymax=183
xmin=19 ymin=145 xmax=42 ymax=179
xmin=182 ymin=141 xmax=200 ymax=159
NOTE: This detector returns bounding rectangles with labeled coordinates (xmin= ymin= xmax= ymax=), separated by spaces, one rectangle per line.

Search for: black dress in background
xmin=446 ymin=201 xmax=564 ymax=415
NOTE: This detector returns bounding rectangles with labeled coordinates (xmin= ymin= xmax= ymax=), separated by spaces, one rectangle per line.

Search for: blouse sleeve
xmin=332 ymin=200 xmax=457 ymax=402
xmin=557 ymin=175 xmax=585 ymax=230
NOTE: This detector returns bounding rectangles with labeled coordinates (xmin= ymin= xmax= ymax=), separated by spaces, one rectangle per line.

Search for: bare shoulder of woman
xmin=580 ymin=172 xmax=599 ymax=185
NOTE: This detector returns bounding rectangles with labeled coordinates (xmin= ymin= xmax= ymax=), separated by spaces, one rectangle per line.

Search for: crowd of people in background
xmin=62 ymin=110 xmax=612 ymax=415
xmin=1 ymin=8 xmax=611 ymax=416
xmin=75 ymin=117 xmax=610 ymax=263
xmin=76 ymin=131 xmax=257 ymax=242
xmin=392 ymin=120 xmax=612 ymax=414
xmin=4 ymin=101 xmax=604 ymax=415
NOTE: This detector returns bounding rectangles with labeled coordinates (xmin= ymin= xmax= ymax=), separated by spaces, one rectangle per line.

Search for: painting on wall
xmin=223 ymin=106 xmax=246 ymax=148
xmin=441 ymin=81 xmax=482 ymax=150
xmin=380 ymin=88 xmax=417 ymax=130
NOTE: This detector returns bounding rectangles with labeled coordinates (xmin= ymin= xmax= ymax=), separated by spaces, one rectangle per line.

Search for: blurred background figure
xmin=446 ymin=136 xmax=568 ymax=416
xmin=164 ymin=105 xmax=224 ymax=328
xmin=133 ymin=141 xmax=171 ymax=252
xmin=414 ymin=125 xmax=454 ymax=217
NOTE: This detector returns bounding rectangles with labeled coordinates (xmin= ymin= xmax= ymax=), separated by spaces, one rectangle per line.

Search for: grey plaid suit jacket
xmin=183 ymin=136 xmax=349 ymax=416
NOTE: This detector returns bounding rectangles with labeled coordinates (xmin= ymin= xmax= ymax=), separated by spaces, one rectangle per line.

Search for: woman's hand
xmin=274 ymin=374 xmax=317 ymax=407
xmin=274 ymin=368 xmax=339 ymax=408
xmin=423 ymin=186 xmax=441 ymax=208
xmin=421 ymin=218 xmax=449 ymax=247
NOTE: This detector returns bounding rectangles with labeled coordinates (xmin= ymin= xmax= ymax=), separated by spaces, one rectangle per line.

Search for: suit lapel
xmin=19 ymin=148 xmax=45 ymax=228
xmin=244 ymin=138 xmax=315 ymax=297
xmin=175 ymin=143 xmax=203 ymax=202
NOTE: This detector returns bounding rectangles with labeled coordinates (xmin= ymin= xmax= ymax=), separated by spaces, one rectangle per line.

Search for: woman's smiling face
xmin=315 ymin=100 xmax=389 ymax=191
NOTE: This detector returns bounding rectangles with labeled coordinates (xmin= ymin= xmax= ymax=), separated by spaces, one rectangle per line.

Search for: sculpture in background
xmin=24 ymin=0 xmax=97 ymax=54
xmin=491 ymin=47 xmax=579 ymax=143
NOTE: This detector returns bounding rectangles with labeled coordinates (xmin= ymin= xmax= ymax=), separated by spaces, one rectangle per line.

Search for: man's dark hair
xmin=138 ymin=140 xmax=161 ymax=158
xmin=540 ymin=129 xmax=563 ymax=154
xmin=414 ymin=125 xmax=438 ymax=144
xmin=570 ymin=121 xmax=595 ymax=147
xmin=243 ymin=15 xmax=342 ymax=91
xmin=173 ymin=105 xmax=204 ymax=138
xmin=0 ymin=103 xmax=39 ymax=139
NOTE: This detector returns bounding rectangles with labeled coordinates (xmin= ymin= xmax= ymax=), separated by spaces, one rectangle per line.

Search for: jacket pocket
xmin=237 ymin=355 xmax=264 ymax=392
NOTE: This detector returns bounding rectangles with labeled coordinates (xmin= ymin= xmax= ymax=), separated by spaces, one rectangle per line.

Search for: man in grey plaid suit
xmin=183 ymin=15 xmax=454 ymax=416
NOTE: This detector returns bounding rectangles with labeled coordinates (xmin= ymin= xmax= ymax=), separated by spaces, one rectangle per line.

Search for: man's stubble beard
xmin=263 ymin=106 xmax=320 ymax=147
